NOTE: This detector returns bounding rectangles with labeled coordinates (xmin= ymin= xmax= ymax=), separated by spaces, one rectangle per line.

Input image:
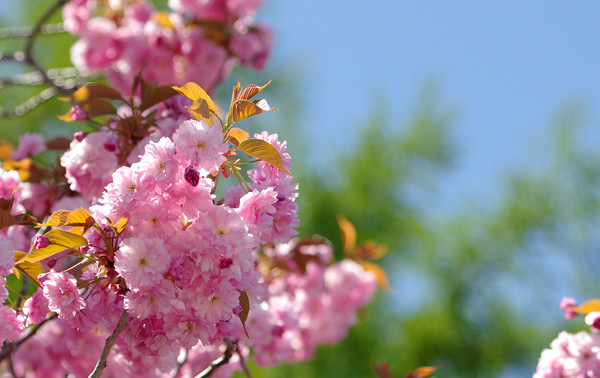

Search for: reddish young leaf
xmin=237 ymin=139 xmax=293 ymax=176
xmin=45 ymin=137 xmax=71 ymax=150
xmin=140 ymin=81 xmax=178 ymax=111
xmin=238 ymin=290 xmax=250 ymax=338
xmin=237 ymin=80 xmax=271 ymax=101
xmin=374 ymin=361 xmax=394 ymax=378
xmin=59 ymin=84 xmax=122 ymax=102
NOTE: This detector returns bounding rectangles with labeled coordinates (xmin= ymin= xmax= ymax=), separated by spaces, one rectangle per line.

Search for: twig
xmin=88 ymin=309 xmax=129 ymax=378
xmin=0 ymin=23 xmax=64 ymax=39
xmin=21 ymin=0 xmax=71 ymax=96
xmin=172 ymin=348 xmax=189 ymax=378
xmin=0 ymin=87 xmax=57 ymax=118
xmin=194 ymin=339 xmax=235 ymax=378
xmin=0 ymin=314 xmax=57 ymax=363
xmin=235 ymin=341 xmax=252 ymax=378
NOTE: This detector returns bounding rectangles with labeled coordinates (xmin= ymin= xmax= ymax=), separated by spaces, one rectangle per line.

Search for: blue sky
xmin=261 ymin=1 xmax=600 ymax=214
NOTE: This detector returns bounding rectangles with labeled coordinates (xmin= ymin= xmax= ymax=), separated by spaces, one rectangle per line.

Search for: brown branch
xmin=88 ymin=309 xmax=129 ymax=378
xmin=0 ymin=314 xmax=57 ymax=363
xmin=235 ymin=341 xmax=252 ymax=378
xmin=0 ymin=23 xmax=64 ymax=39
xmin=194 ymin=339 xmax=235 ymax=378
xmin=172 ymin=348 xmax=189 ymax=378
xmin=19 ymin=0 xmax=71 ymax=96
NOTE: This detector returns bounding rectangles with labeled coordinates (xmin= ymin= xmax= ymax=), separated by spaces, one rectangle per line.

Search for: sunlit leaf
xmin=172 ymin=82 xmax=216 ymax=113
xmin=22 ymin=229 xmax=88 ymax=263
xmin=0 ymin=141 xmax=13 ymax=159
xmin=14 ymin=251 xmax=43 ymax=286
xmin=152 ymin=11 xmax=174 ymax=29
xmin=140 ymin=81 xmax=178 ymax=111
xmin=374 ymin=361 xmax=394 ymax=378
xmin=59 ymin=84 xmax=122 ymax=102
xmin=237 ymin=139 xmax=293 ymax=176
xmin=37 ymin=209 xmax=70 ymax=228
xmin=226 ymin=128 xmax=249 ymax=147
xmin=186 ymin=98 xmax=213 ymax=125
xmin=111 ymin=218 xmax=128 ymax=235
xmin=572 ymin=299 xmax=600 ymax=315
xmin=358 ymin=260 xmax=390 ymax=291
xmin=231 ymin=99 xmax=276 ymax=123
xmin=337 ymin=214 xmax=357 ymax=255
xmin=237 ymin=80 xmax=271 ymax=101
xmin=238 ymin=290 xmax=250 ymax=338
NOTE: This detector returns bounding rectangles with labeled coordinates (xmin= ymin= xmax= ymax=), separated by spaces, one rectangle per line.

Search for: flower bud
xmin=34 ymin=234 xmax=50 ymax=249
xmin=70 ymin=105 xmax=87 ymax=121
xmin=103 ymin=137 xmax=118 ymax=152
xmin=73 ymin=131 xmax=86 ymax=142
xmin=184 ymin=165 xmax=200 ymax=187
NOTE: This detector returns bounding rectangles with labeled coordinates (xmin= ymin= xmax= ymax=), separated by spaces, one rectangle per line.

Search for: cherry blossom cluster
xmin=534 ymin=331 xmax=600 ymax=377
xmin=64 ymin=0 xmax=273 ymax=94
xmin=245 ymin=240 xmax=377 ymax=366
xmin=1 ymin=106 xmax=379 ymax=376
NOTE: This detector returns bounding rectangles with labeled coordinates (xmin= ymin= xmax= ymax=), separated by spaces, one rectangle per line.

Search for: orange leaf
xmin=172 ymin=82 xmax=216 ymax=114
xmin=354 ymin=241 xmax=388 ymax=260
xmin=227 ymin=128 xmax=249 ymax=147
xmin=336 ymin=214 xmax=357 ymax=255
xmin=358 ymin=260 xmax=390 ymax=291
xmin=186 ymin=98 xmax=214 ymax=125
xmin=14 ymin=251 xmax=43 ymax=286
xmin=405 ymin=364 xmax=443 ymax=378
xmin=152 ymin=11 xmax=174 ymax=29
xmin=572 ymin=299 xmax=600 ymax=315
xmin=231 ymin=99 xmax=277 ymax=123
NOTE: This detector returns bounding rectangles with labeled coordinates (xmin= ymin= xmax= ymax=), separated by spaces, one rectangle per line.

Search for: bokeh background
xmin=2 ymin=1 xmax=600 ymax=376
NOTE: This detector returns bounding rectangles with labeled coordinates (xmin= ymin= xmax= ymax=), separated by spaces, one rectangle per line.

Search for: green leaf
xmin=237 ymin=139 xmax=293 ymax=177
xmin=22 ymin=229 xmax=88 ymax=263
xmin=14 ymin=251 xmax=43 ymax=286
xmin=238 ymin=290 xmax=250 ymax=338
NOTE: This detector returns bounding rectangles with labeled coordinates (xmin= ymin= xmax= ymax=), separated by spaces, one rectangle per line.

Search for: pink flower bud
xmin=70 ymin=105 xmax=87 ymax=121
xmin=103 ymin=137 xmax=118 ymax=152
xmin=73 ymin=131 xmax=86 ymax=142
xmin=184 ymin=165 xmax=200 ymax=187
xmin=34 ymin=234 xmax=50 ymax=249
xmin=560 ymin=297 xmax=578 ymax=319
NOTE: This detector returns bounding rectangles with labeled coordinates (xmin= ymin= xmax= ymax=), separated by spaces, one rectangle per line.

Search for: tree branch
xmin=172 ymin=348 xmax=189 ymax=378
xmin=235 ymin=341 xmax=252 ymax=378
xmin=88 ymin=309 xmax=129 ymax=378
xmin=194 ymin=339 xmax=235 ymax=378
xmin=0 ymin=314 xmax=57 ymax=363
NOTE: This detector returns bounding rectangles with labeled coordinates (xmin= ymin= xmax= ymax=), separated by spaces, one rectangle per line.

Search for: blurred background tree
xmin=2 ymin=1 xmax=600 ymax=377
